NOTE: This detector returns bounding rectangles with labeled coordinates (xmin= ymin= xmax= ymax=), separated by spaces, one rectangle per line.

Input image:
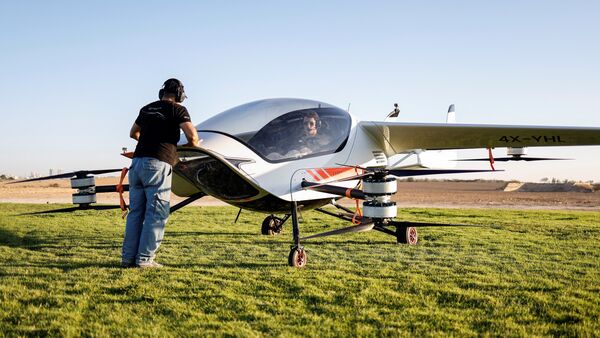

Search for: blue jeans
xmin=122 ymin=157 xmax=172 ymax=265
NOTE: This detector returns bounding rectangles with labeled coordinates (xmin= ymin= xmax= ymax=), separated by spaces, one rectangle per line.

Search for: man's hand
xmin=180 ymin=122 xmax=200 ymax=147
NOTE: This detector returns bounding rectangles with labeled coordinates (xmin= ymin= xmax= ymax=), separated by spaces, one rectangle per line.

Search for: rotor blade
xmin=454 ymin=157 xmax=571 ymax=162
xmin=301 ymin=181 xmax=365 ymax=199
xmin=334 ymin=163 xmax=370 ymax=171
xmin=302 ymin=173 xmax=370 ymax=190
xmin=301 ymin=222 xmax=374 ymax=241
xmin=10 ymin=169 xmax=123 ymax=184
xmin=388 ymin=169 xmax=500 ymax=177
xmin=20 ymin=204 xmax=123 ymax=215
xmin=95 ymin=184 xmax=130 ymax=193
xmin=313 ymin=172 xmax=378 ymax=187
xmin=336 ymin=173 xmax=372 ymax=182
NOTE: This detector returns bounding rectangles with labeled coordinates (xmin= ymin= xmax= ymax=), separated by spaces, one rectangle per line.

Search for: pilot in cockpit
xmin=296 ymin=110 xmax=330 ymax=154
xmin=258 ymin=109 xmax=335 ymax=160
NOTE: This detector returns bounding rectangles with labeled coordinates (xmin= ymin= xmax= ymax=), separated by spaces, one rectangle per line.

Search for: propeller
xmin=455 ymin=157 xmax=570 ymax=162
xmin=9 ymin=169 xmax=123 ymax=184
xmin=334 ymin=163 xmax=501 ymax=177
xmin=303 ymin=166 xmax=502 ymax=190
xmin=387 ymin=168 xmax=500 ymax=177
xmin=20 ymin=204 xmax=123 ymax=215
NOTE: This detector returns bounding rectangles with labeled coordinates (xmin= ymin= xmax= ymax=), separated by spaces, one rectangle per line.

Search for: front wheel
xmin=288 ymin=247 xmax=307 ymax=268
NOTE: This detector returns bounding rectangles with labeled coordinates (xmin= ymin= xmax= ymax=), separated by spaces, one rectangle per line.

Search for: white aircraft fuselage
xmin=172 ymin=98 xmax=600 ymax=213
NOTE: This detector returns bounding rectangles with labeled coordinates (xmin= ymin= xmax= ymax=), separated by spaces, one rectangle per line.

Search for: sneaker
xmin=121 ymin=261 xmax=136 ymax=268
xmin=136 ymin=261 xmax=163 ymax=269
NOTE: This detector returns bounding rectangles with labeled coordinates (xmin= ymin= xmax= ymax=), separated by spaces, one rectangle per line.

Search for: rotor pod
xmin=507 ymin=147 xmax=527 ymax=157
xmin=362 ymin=176 xmax=397 ymax=195
xmin=363 ymin=201 xmax=397 ymax=219
xmin=71 ymin=176 xmax=97 ymax=205
xmin=71 ymin=176 xmax=95 ymax=189
xmin=361 ymin=175 xmax=397 ymax=220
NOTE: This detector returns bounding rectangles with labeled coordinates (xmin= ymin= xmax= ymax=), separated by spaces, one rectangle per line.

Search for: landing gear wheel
xmin=261 ymin=215 xmax=284 ymax=235
xmin=288 ymin=247 xmax=307 ymax=268
xmin=397 ymin=226 xmax=418 ymax=245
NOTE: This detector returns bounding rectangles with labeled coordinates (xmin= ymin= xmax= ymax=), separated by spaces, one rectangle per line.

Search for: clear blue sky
xmin=1 ymin=1 xmax=599 ymax=181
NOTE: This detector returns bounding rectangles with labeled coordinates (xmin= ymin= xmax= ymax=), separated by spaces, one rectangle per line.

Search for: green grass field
xmin=0 ymin=203 xmax=599 ymax=337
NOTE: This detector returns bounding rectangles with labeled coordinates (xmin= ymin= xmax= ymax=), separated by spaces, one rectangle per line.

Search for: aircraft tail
xmin=446 ymin=104 xmax=456 ymax=123
xmin=433 ymin=104 xmax=458 ymax=167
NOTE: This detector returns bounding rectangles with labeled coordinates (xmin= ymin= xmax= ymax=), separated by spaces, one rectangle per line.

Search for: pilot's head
xmin=303 ymin=111 xmax=320 ymax=137
xmin=159 ymin=78 xmax=187 ymax=103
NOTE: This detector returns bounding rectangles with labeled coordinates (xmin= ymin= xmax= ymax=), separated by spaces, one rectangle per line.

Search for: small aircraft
xmin=15 ymin=98 xmax=600 ymax=267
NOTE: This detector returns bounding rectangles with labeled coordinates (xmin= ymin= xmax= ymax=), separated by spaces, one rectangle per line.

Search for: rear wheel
xmin=397 ymin=226 xmax=418 ymax=245
xmin=261 ymin=215 xmax=283 ymax=235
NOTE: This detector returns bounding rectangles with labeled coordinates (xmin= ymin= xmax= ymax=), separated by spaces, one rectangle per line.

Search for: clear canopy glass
xmin=197 ymin=98 xmax=352 ymax=162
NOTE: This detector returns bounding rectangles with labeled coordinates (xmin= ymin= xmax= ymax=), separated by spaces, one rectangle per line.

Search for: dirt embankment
xmin=503 ymin=182 xmax=595 ymax=193
xmin=1 ymin=179 xmax=599 ymax=211
xmin=392 ymin=181 xmax=600 ymax=211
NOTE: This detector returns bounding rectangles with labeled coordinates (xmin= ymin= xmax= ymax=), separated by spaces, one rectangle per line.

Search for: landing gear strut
xmin=288 ymin=201 xmax=307 ymax=268
xmin=261 ymin=214 xmax=289 ymax=235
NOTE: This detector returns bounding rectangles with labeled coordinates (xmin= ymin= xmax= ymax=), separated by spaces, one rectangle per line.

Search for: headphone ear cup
xmin=317 ymin=119 xmax=322 ymax=129
xmin=175 ymin=85 xmax=184 ymax=102
xmin=180 ymin=86 xmax=187 ymax=102
xmin=158 ymin=89 xmax=164 ymax=100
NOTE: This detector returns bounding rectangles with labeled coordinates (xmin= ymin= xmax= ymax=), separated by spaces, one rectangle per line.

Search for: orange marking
xmin=487 ymin=148 xmax=496 ymax=171
xmin=345 ymin=188 xmax=353 ymax=198
xmin=352 ymin=198 xmax=363 ymax=225
xmin=323 ymin=167 xmax=352 ymax=177
xmin=315 ymin=168 xmax=330 ymax=179
xmin=306 ymin=169 xmax=320 ymax=181
xmin=116 ymin=167 xmax=129 ymax=218
xmin=121 ymin=151 xmax=134 ymax=159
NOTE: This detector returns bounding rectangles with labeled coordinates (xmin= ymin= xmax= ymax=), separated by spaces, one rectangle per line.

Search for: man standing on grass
xmin=122 ymin=78 xmax=200 ymax=268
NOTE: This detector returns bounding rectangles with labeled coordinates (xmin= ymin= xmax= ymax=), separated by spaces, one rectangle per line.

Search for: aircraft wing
xmin=359 ymin=121 xmax=600 ymax=156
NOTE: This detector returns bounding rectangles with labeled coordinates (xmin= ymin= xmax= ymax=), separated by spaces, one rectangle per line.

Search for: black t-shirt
xmin=133 ymin=100 xmax=191 ymax=165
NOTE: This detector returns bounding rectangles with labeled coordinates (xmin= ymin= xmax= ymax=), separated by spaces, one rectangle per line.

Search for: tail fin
xmin=413 ymin=104 xmax=458 ymax=168
xmin=387 ymin=104 xmax=458 ymax=169
xmin=446 ymin=104 xmax=456 ymax=123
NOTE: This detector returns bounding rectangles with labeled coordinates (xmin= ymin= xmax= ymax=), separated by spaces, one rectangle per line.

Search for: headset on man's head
xmin=159 ymin=78 xmax=187 ymax=103
xmin=303 ymin=110 xmax=322 ymax=129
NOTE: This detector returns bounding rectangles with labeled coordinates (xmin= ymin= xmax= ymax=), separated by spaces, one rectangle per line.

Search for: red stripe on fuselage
xmin=315 ymin=168 xmax=330 ymax=179
xmin=307 ymin=167 xmax=357 ymax=182
xmin=306 ymin=169 xmax=321 ymax=181
xmin=323 ymin=167 xmax=353 ymax=177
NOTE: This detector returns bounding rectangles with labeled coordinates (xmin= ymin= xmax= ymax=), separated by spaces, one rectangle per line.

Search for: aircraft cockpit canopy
xmin=197 ymin=99 xmax=352 ymax=162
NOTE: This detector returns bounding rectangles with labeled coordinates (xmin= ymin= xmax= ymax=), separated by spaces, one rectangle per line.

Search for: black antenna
xmin=387 ymin=103 xmax=400 ymax=118
xmin=347 ymin=103 xmax=351 ymax=112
